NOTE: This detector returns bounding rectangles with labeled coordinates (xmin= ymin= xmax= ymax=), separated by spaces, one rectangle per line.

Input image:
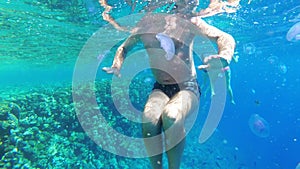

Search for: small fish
xmin=215 ymin=162 xmax=221 ymax=168
xmin=254 ymin=100 xmax=260 ymax=105
xmin=155 ymin=33 xmax=175 ymax=61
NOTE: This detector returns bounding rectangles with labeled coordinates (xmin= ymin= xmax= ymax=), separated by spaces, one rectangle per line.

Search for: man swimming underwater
xmin=102 ymin=0 xmax=236 ymax=168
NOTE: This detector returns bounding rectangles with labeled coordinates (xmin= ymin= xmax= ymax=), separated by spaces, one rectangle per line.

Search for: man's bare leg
xmin=143 ymin=90 xmax=170 ymax=169
xmin=225 ymin=70 xmax=235 ymax=104
xmin=162 ymin=91 xmax=199 ymax=169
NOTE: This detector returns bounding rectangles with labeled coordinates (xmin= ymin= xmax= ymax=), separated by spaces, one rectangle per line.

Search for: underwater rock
xmin=9 ymin=102 xmax=21 ymax=119
xmin=10 ymin=134 xmax=22 ymax=146
xmin=94 ymin=160 xmax=104 ymax=168
xmin=23 ymin=129 xmax=34 ymax=137
xmin=21 ymin=144 xmax=35 ymax=160
xmin=0 ymin=103 xmax=10 ymax=121
xmin=8 ymin=113 xmax=18 ymax=127
xmin=0 ymin=103 xmax=20 ymax=129
xmin=286 ymin=22 xmax=300 ymax=42
xmin=0 ymin=121 xmax=10 ymax=133
xmin=0 ymin=109 xmax=19 ymax=141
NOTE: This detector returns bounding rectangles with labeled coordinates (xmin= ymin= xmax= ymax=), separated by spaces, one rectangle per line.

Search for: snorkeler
xmin=103 ymin=16 xmax=235 ymax=169
xmin=101 ymin=0 xmax=236 ymax=168
xmin=198 ymin=54 xmax=238 ymax=104
xmin=191 ymin=17 xmax=237 ymax=104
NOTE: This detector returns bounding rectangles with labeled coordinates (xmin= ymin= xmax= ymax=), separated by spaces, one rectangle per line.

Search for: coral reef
xmin=0 ymin=78 xmax=241 ymax=168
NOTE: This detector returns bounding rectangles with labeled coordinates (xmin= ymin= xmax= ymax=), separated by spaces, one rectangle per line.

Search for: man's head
xmin=172 ymin=0 xmax=199 ymax=18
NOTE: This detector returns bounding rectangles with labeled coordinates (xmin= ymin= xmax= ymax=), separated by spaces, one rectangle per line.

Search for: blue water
xmin=219 ymin=1 xmax=300 ymax=168
xmin=1 ymin=0 xmax=300 ymax=168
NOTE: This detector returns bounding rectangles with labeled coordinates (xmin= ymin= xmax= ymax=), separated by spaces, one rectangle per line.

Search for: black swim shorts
xmin=152 ymin=78 xmax=201 ymax=98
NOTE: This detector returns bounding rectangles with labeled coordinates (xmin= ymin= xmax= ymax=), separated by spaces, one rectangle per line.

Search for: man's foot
xmin=211 ymin=91 xmax=216 ymax=98
xmin=231 ymin=99 xmax=236 ymax=105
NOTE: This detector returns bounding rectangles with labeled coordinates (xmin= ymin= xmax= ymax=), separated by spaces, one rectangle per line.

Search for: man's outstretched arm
xmin=102 ymin=34 xmax=140 ymax=76
xmin=191 ymin=17 xmax=236 ymax=64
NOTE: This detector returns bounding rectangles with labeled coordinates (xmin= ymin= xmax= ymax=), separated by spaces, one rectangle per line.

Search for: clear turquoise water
xmin=1 ymin=0 xmax=300 ymax=168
